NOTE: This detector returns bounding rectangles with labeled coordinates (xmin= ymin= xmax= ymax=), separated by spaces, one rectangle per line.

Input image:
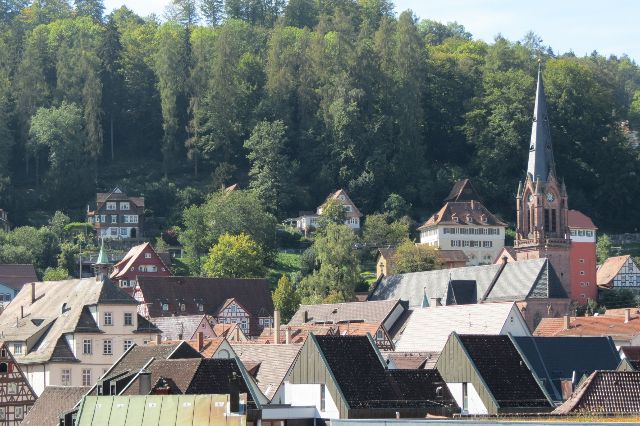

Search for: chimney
xmin=563 ymin=315 xmax=571 ymax=330
xmin=502 ymin=256 xmax=508 ymax=264
xmin=20 ymin=306 xmax=24 ymax=319
xmin=285 ymin=327 xmax=291 ymax=345
xmin=625 ymin=308 xmax=632 ymax=324
xmin=155 ymin=334 xmax=162 ymax=345
xmin=303 ymin=310 xmax=308 ymax=323
xmin=235 ymin=326 xmax=240 ymax=341
xmin=197 ymin=331 xmax=204 ymax=352
xmin=138 ymin=370 xmax=151 ymax=395
xmin=429 ymin=297 xmax=442 ymax=307
xmin=31 ymin=283 xmax=35 ymax=304
xmin=274 ymin=310 xmax=281 ymax=345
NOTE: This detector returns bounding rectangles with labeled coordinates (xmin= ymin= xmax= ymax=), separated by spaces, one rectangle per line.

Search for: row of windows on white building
xmin=450 ymin=240 xmax=494 ymax=248
xmin=94 ymin=214 xmax=138 ymax=224
xmin=105 ymin=202 xmax=131 ymax=210
xmin=570 ymin=229 xmax=595 ymax=237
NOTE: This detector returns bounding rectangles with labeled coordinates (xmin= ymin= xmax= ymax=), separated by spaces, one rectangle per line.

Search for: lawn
xmin=267 ymin=251 xmax=302 ymax=288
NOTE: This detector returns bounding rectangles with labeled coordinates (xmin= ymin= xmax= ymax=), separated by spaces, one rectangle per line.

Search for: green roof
xmin=95 ymin=239 xmax=110 ymax=266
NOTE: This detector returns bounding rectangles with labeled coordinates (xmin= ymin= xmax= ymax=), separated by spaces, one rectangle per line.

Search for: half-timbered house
xmin=0 ymin=343 xmax=37 ymax=425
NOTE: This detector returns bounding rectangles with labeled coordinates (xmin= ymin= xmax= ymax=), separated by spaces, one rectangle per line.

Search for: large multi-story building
xmin=568 ymin=210 xmax=598 ymax=303
xmin=418 ymin=180 xmax=506 ymax=266
xmin=87 ymin=187 xmax=144 ymax=239
xmin=515 ymin=64 xmax=572 ymax=298
xmin=0 ymin=277 xmax=160 ymax=395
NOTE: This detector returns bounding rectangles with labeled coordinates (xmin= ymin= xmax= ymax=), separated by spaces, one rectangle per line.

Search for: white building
xmin=294 ymin=189 xmax=363 ymax=232
xmin=0 ymin=278 xmax=160 ymax=395
xmin=418 ymin=180 xmax=506 ymax=265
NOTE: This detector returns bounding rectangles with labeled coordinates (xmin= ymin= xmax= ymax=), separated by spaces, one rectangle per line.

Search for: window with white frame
xmin=13 ymin=343 xmax=22 ymax=355
xmin=145 ymin=252 xmax=151 ymax=259
xmin=7 ymin=383 xmax=16 ymax=394
xmin=124 ymin=215 xmax=139 ymax=224
xmin=83 ymin=339 xmax=92 ymax=355
xmin=61 ymin=369 xmax=71 ymax=386
xmin=111 ymin=215 xmax=118 ymax=224
xmin=14 ymin=406 xmax=23 ymax=419
xmin=162 ymin=303 xmax=169 ymax=311
xmin=120 ymin=228 xmax=127 ymax=236
xmin=82 ymin=369 xmax=92 ymax=386
xmin=104 ymin=312 xmax=113 ymax=326
xmin=198 ymin=303 xmax=204 ymax=312
xmin=124 ymin=312 xmax=133 ymax=326
xmin=100 ymin=215 xmax=106 ymax=223
xmin=123 ymin=340 xmax=133 ymax=352
xmin=110 ymin=228 xmax=117 ymax=236
xmin=106 ymin=202 xmax=116 ymax=210
xmin=103 ymin=340 xmax=112 ymax=355
xmin=120 ymin=202 xmax=130 ymax=210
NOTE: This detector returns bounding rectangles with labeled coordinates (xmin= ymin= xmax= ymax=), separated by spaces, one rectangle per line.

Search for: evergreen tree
xmin=74 ymin=0 xmax=104 ymax=22
xmin=199 ymin=0 xmax=223 ymax=25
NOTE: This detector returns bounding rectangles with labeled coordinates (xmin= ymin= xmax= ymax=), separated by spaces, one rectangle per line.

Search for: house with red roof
xmin=0 ymin=264 xmax=37 ymax=306
xmin=110 ymin=242 xmax=172 ymax=295
xmin=568 ymin=210 xmax=598 ymax=304
xmin=597 ymin=255 xmax=640 ymax=290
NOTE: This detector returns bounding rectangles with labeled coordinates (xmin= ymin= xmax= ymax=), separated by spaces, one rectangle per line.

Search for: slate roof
xmin=0 ymin=264 xmax=38 ymax=290
xmin=444 ymin=179 xmax=482 ymax=202
xmin=418 ymin=200 xmax=506 ymax=230
xmin=96 ymin=187 xmax=144 ymax=207
xmin=22 ymin=386 xmax=91 ymax=426
xmin=457 ymin=334 xmax=552 ymax=408
xmin=289 ymin=299 xmax=401 ymax=327
xmin=134 ymin=315 xmax=162 ymax=334
xmin=387 ymin=369 xmax=456 ymax=406
xmin=567 ymin=210 xmax=597 ymax=230
xmin=534 ymin=314 xmax=640 ymax=342
xmin=110 ymin=242 xmax=172 ymax=280
xmin=511 ymin=336 xmax=620 ymax=401
xmin=0 ymin=278 xmax=141 ymax=363
xmin=370 ymin=258 xmax=567 ymax=308
xmin=396 ymin=303 xmax=526 ymax=353
xmin=597 ymin=255 xmax=633 ymax=287
xmin=50 ymin=336 xmax=80 ymax=362
xmin=122 ymin=358 xmax=202 ymax=395
xmin=152 ymin=315 xmax=210 ymax=340
xmin=137 ymin=276 xmax=273 ymax=319
xmin=186 ymin=358 xmax=263 ymax=407
xmin=74 ymin=306 xmax=103 ymax=333
xmin=553 ymin=371 xmax=640 ymax=414
xmin=445 ymin=280 xmax=477 ymax=305
xmin=231 ymin=343 xmax=302 ymax=399
xmin=103 ymin=342 xmax=201 ymax=381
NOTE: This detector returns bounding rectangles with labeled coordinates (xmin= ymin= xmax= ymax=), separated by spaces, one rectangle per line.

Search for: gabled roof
xmin=445 ymin=280 xmax=477 ymax=305
xmin=553 ymin=371 xmax=640 ymax=414
xmin=137 ymin=276 xmax=273 ymax=320
xmin=418 ymin=200 xmax=506 ymax=229
xmin=110 ymin=242 xmax=172 ymax=279
xmin=134 ymin=315 xmax=162 ymax=334
xmin=370 ymin=258 xmax=567 ymax=308
xmin=325 ymin=189 xmax=362 ymax=218
xmin=567 ymin=210 xmax=597 ymax=230
xmin=96 ymin=187 xmax=144 ymax=207
xmin=0 ymin=278 xmax=140 ymax=363
xmin=74 ymin=306 xmax=102 ymax=333
xmin=213 ymin=323 xmax=248 ymax=341
xmin=534 ymin=314 xmax=640 ymax=341
xmin=0 ymin=264 xmax=38 ymax=290
xmin=254 ymin=324 xmax=335 ymax=344
xmin=22 ymin=386 xmax=91 ymax=426
xmin=456 ymin=334 xmax=553 ymax=409
xmin=377 ymin=247 xmax=396 ymax=260
xmin=103 ymin=342 xmax=201 ymax=382
xmin=620 ymin=345 xmax=640 ymax=361
xmin=444 ymin=179 xmax=482 ymax=202
xmin=288 ymin=299 xmax=401 ymax=328
xmin=152 ymin=315 xmax=211 ymax=341
xmin=396 ymin=303 xmax=527 ymax=353
xmin=511 ymin=336 xmax=620 ymax=402
xmin=231 ymin=343 xmax=302 ymax=400
xmin=121 ymin=358 xmax=202 ymax=395
xmin=50 ymin=335 xmax=80 ymax=362
xmin=387 ymin=369 xmax=456 ymax=405
xmin=382 ymin=351 xmax=440 ymax=369
xmin=597 ymin=255 xmax=633 ymax=287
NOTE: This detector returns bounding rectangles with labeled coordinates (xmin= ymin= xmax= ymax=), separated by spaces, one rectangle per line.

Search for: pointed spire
xmin=95 ymin=238 xmax=110 ymax=266
xmin=527 ymin=61 xmax=556 ymax=182
xmin=517 ymin=181 xmax=523 ymax=197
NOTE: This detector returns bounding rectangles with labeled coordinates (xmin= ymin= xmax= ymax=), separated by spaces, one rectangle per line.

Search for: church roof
xmin=527 ymin=64 xmax=556 ymax=182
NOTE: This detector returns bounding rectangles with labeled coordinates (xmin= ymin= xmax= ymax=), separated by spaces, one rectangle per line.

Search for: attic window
xmin=452 ymin=215 xmax=459 ymax=223
xmin=162 ymin=303 xmax=169 ymax=312
xmin=198 ymin=304 xmax=204 ymax=312
xmin=480 ymin=214 xmax=487 ymax=223
xmin=180 ymin=304 xmax=186 ymax=312
xmin=145 ymin=253 xmax=151 ymax=259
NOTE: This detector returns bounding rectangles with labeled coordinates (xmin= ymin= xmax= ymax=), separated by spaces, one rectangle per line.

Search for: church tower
xmin=515 ymin=64 xmax=572 ymax=297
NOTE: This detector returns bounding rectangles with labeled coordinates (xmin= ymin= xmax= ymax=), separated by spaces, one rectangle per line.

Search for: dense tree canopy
xmin=0 ymin=0 xmax=639 ymax=236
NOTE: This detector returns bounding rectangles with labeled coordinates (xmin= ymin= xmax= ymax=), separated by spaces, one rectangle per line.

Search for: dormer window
xmin=452 ymin=214 xmax=459 ymax=223
xmin=480 ymin=214 xmax=487 ymax=223
xmin=145 ymin=253 xmax=151 ymax=259
xmin=162 ymin=303 xmax=169 ymax=312
xmin=180 ymin=304 xmax=186 ymax=312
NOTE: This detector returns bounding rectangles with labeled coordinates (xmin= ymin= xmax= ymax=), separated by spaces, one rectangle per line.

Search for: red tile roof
xmin=597 ymin=255 xmax=632 ymax=287
xmin=110 ymin=242 xmax=172 ymax=280
xmin=553 ymin=371 xmax=640 ymax=414
xmin=534 ymin=314 xmax=640 ymax=341
xmin=418 ymin=200 xmax=506 ymax=229
xmin=567 ymin=210 xmax=597 ymax=230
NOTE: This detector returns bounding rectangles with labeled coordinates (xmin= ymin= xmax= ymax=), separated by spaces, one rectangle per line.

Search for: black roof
xmin=444 ymin=179 xmax=482 ymax=202
xmin=50 ymin=336 xmax=80 ymax=363
xmin=458 ymin=335 xmax=552 ymax=409
xmin=134 ymin=315 xmax=162 ymax=334
xmin=512 ymin=336 xmax=620 ymax=401
xmin=446 ymin=280 xmax=477 ymax=305
xmin=186 ymin=359 xmax=256 ymax=406
xmin=97 ymin=278 xmax=138 ymax=305
xmin=388 ymin=369 xmax=457 ymax=408
xmin=74 ymin=306 xmax=103 ymax=333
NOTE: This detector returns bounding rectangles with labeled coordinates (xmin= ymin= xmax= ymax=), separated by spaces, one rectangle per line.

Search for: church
xmin=514 ymin=64 xmax=573 ymax=299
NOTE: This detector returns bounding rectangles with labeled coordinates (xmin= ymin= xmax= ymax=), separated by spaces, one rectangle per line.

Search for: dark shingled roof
xmin=123 ymin=358 xmax=202 ymax=395
xmin=445 ymin=280 xmax=477 ymax=305
xmin=22 ymin=386 xmax=90 ymax=426
xmin=97 ymin=278 xmax=139 ymax=305
xmin=134 ymin=315 xmax=161 ymax=334
xmin=512 ymin=336 xmax=620 ymax=401
xmin=554 ymin=371 xmax=640 ymax=414
xmin=104 ymin=342 xmax=201 ymax=381
xmin=444 ymin=179 xmax=482 ymax=202
xmin=74 ymin=306 xmax=103 ymax=333
xmin=387 ymin=369 xmax=456 ymax=406
xmin=137 ymin=276 xmax=273 ymax=319
xmin=50 ymin=336 xmax=80 ymax=362
xmin=458 ymin=335 xmax=552 ymax=409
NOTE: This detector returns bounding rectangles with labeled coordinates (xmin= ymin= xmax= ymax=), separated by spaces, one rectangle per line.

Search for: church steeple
xmin=527 ymin=63 xmax=555 ymax=182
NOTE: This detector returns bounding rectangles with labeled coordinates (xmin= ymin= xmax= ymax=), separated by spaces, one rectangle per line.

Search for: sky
xmin=102 ymin=0 xmax=640 ymax=62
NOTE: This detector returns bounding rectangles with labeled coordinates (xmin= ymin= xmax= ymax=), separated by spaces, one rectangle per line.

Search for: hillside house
xmin=0 ymin=264 xmax=37 ymax=307
xmin=110 ymin=242 xmax=172 ymax=294
xmin=418 ymin=180 xmax=506 ymax=266
xmin=294 ymin=189 xmax=363 ymax=232
xmin=87 ymin=187 xmax=144 ymax=239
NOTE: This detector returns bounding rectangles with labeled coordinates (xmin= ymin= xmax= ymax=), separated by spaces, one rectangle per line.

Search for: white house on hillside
xmin=293 ymin=189 xmax=363 ymax=232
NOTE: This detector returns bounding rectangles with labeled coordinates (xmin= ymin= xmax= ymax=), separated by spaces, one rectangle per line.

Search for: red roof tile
xmin=597 ymin=255 xmax=632 ymax=287
xmin=567 ymin=210 xmax=597 ymax=230
xmin=534 ymin=314 xmax=640 ymax=341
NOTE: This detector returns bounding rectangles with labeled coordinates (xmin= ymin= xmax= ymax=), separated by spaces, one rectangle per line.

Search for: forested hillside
xmin=1 ymin=0 xmax=640 ymax=232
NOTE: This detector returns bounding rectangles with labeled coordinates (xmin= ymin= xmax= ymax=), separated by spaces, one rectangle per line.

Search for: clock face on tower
xmin=546 ymin=192 xmax=555 ymax=202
